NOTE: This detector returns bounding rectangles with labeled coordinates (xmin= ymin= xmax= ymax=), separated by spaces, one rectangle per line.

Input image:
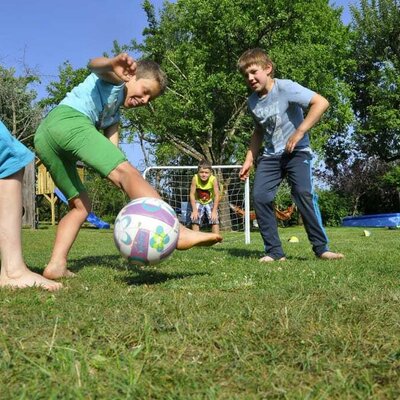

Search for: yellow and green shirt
xmin=194 ymin=174 xmax=215 ymax=205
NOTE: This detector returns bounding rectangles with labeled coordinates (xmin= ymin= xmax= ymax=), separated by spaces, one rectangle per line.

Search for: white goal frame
xmin=143 ymin=165 xmax=251 ymax=244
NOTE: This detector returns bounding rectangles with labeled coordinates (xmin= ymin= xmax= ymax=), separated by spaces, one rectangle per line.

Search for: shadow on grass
xmin=213 ymin=246 xmax=310 ymax=262
xmin=286 ymin=256 xmax=310 ymax=262
xmin=27 ymin=265 xmax=48 ymax=274
xmin=58 ymin=255 xmax=210 ymax=286
xmin=68 ymin=255 xmax=122 ymax=272
xmin=27 ymin=250 xmax=310 ymax=276
xmin=121 ymin=269 xmax=210 ymax=286
xmin=213 ymin=246 xmax=262 ymax=258
xmin=28 ymin=254 xmax=121 ymax=275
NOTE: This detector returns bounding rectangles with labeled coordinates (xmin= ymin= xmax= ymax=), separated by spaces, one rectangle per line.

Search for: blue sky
xmin=0 ymin=0 xmax=167 ymax=99
xmin=0 ymin=0 xmax=352 ymax=166
xmin=0 ymin=0 xmax=167 ymax=166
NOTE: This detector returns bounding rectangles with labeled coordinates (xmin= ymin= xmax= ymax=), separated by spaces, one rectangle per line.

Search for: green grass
xmin=1 ymin=226 xmax=399 ymax=399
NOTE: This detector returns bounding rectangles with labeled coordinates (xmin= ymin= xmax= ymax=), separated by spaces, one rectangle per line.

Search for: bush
xmin=85 ymin=170 xmax=128 ymax=219
xmin=317 ymin=190 xmax=352 ymax=226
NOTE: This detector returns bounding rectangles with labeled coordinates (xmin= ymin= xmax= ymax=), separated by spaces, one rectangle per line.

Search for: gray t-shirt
xmin=247 ymin=78 xmax=315 ymax=156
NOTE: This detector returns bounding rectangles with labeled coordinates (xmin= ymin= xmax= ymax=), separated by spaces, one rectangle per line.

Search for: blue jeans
xmin=253 ymin=152 xmax=329 ymax=259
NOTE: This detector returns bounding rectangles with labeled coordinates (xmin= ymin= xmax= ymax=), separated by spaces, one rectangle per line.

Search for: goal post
xmin=143 ymin=165 xmax=251 ymax=244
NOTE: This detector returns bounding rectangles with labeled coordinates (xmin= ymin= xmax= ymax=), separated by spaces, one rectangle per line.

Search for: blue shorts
xmin=191 ymin=201 xmax=219 ymax=226
xmin=0 ymin=121 xmax=34 ymax=178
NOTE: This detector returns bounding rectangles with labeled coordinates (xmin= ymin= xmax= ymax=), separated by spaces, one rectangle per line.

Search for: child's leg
xmin=253 ymin=157 xmax=285 ymax=260
xmin=0 ymin=170 xmax=62 ymax=290
xmin=43 ymin=192 xmax=91 ymax=279
xmin=211 ymin=224 xmax=220 ymax=235
xmin=191 ymin=203 xmax=203 ymax=232
xmin=205 ymin=203 xmax=220 ymax=235
xmin=107 ymin=162 xmax=222 ymax=248
xmin=286 ymin=152 xmax=343 ymax=259
xmin=191 ymin=224 xmax=200 ymax=231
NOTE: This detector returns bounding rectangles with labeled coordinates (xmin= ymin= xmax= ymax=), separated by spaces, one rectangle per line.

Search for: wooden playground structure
xmin=21 ymin=159 xmax=85 ymax=227
xmin=36 ymin=159 xmax=85 ymax=225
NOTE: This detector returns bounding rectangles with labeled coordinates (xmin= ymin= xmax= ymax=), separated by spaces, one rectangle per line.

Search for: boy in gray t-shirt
xmin=238 ymin=48 xmax=344 ymax=262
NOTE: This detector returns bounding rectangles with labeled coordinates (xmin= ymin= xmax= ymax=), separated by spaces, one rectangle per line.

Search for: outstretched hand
xmin=111 ymin=53 xmax=137 ymax=82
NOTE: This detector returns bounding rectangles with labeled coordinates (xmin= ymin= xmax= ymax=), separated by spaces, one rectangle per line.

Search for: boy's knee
xmin=108 ymin=162 xmax=139 ymax=187
xmin=292 ymin=188 xmax=313 ymax=201
xmin=70 ymin=194 xmax=91 ymax=217
xmin=253 ymin=189 xmax=275 ymax=206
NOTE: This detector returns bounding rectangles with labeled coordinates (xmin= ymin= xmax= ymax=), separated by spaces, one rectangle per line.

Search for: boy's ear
xmin=265 ymin=63 xmax=273 ymax=75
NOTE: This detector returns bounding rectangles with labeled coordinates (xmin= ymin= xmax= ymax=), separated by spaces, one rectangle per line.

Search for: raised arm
xmin=88 ymin=53 xmax=137 ymax=85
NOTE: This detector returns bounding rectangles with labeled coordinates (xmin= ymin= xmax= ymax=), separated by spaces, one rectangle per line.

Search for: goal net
xmin=143 ymin=165 xmax=251 ymax=243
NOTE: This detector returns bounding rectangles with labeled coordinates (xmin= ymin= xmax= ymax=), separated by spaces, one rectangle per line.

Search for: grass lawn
xmin=1 ymin=226 xmax=399 ymax=399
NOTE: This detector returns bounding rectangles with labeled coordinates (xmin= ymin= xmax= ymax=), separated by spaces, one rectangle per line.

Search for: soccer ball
xmin=114 ymin=197 xmax=180 ymax=265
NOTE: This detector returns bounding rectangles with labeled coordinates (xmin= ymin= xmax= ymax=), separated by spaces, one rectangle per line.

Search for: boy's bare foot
xmin=259 ymin=256 xmax=287 ymax=262
xmin=43 ymin=262 xmax=76 ymax=280
xmin=0 ymin=268 xmax=63 ymax=291
xmin=318 ymin=251 xmax=344 ymax=260
xmin=177 ymin=225 xmax=223 ymax=250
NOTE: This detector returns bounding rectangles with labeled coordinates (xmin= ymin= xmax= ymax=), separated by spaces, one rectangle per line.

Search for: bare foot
xmin=259 ymin=256 xmax=287 ymax=263
xmin=177 ymin=225 xmax=223 ymax=250
xmin=43 ymin=262 xmax=76 ymax=280
xmin=318 ymin=251 xmax=344 ymax=260
xmin=0 ymin=268 xmax=62 ymax=291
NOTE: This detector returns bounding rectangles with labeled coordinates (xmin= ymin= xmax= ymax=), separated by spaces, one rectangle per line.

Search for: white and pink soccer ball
xmin=114 ymin=197 xmax=180 ymax=265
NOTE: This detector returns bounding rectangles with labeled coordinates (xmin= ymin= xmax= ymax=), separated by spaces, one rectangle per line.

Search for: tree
xmin=317 ymin=189 xmax=352 ymax=226
xmin=84 ymin=168 xmax=129 ymax=223
xmin=123 ymin=0 xmax=353 ymax=167
xmin=39 ymin=61 xmax=90 ymax=111
xmin=383 ymin=163 xmax=400 ymax=208
xmin=319 ymin=156 xmax=397 ymax=215
xmin=348 ymin=0 xmax=400 ymax=162
xmin=0 ymin=65 xmax=42 ymax=147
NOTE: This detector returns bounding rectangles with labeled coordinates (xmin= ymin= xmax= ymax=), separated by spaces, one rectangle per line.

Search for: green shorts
xmin=34 ymin=105 xmax=127 ymax=200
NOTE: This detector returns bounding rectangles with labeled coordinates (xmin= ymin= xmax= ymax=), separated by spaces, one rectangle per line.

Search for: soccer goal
xmin=143 ymin=165 xmax=251 ymax=244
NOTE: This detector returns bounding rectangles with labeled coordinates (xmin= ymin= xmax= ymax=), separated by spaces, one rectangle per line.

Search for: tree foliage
xmin=0 ymin=65 xmax=42 ymax=147
xmin=33 ymin=0 xmax=400 ymax=217
xmin=383 ymin=165 xmax=400 ymax=189
xmin=348 ymin=0 xmax=400 ymax=162
xmin=124 ymin=0 xmax=353 ymax=166
xmin=320 ymin=156 xmax=398 ymax=214
xmin=317 ymin=189 xmax=352 ymax=226
xmin=84 ymin=169 xmax=129 ymax=222
xmin=39 ymin=61 xmax=90 ymax=111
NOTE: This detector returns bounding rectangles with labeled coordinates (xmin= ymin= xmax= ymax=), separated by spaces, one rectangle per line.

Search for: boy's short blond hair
xmin=237 ymin=48 xmax=275 ymax=78
xmin=136 ymin=60 xmax=168 ymax=94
